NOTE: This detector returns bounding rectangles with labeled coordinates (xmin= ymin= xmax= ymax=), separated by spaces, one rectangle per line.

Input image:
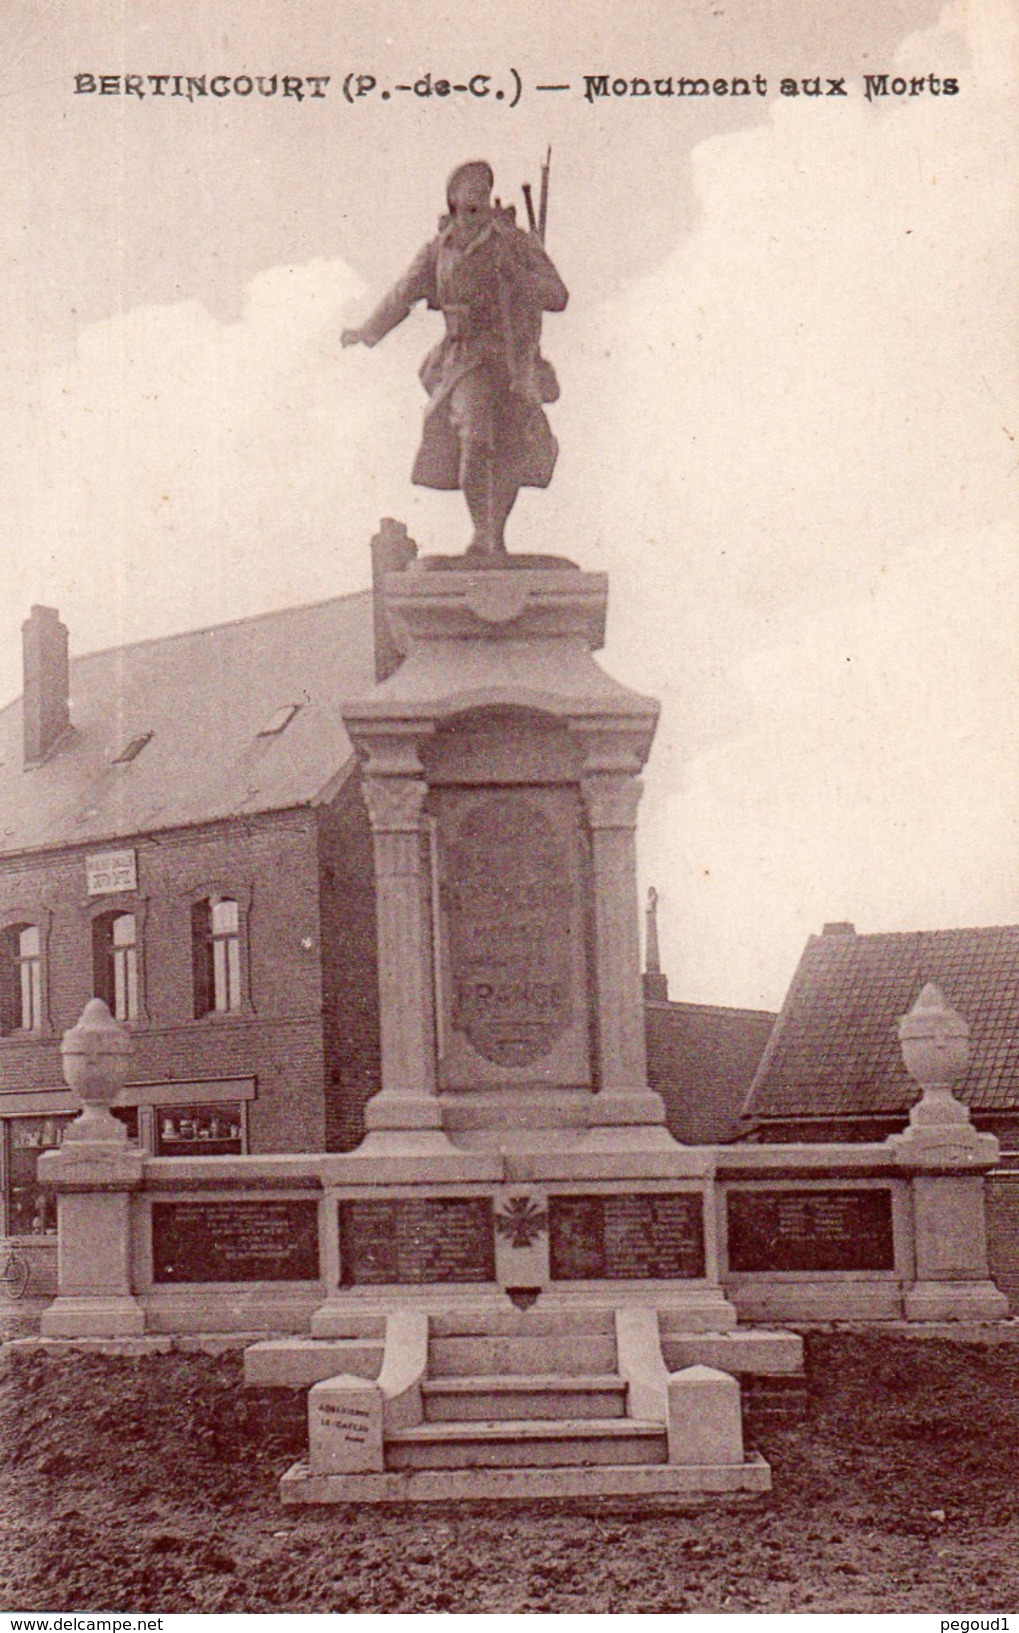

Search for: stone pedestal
xmin=329 ymin=555 xmax=737 ymax=1336
xmin=343 ymin=563 xmax=673 ymax=1163
xmin=39 ymin=998 xmax=145 ymax=1337
xmin=892 ymin=984 xmax=1008 ymax=1321
xmin=893 ymin=1140 xmax=1007 ymax=1321
xmin=902 ymin=1173 xmax=1007 ymax=1320
xmin=39 ymin=1144 xmax=145 ymax=1337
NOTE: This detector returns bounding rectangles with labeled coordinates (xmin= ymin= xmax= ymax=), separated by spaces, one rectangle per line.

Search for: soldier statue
xmin=341 ymin=159 xmax=569 ymax=558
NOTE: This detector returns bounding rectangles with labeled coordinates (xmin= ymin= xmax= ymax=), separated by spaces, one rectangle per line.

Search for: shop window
xmin=92 ymin=911 xmax=138 ymax=1022
xmin=155 ymin=1103 xmax=243 ymax=1156
xmin=0 ymin=923 xmax=42 ymax=1036
xmin=3 ymin=1109 xmax=137 ymax=1236
xmin=191 ymin=897 xmax=242 ymax=1017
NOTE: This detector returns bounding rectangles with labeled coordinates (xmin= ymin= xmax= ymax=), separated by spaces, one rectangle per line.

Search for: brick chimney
xmin=22 ymin=605 xmax=70 ymax=768
xmin=370 ymin=519 xmax=417 ymax=683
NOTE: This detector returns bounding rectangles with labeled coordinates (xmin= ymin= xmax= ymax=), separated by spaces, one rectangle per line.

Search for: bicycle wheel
xmin=2 ymin=1253 xmax=29 ymax=1300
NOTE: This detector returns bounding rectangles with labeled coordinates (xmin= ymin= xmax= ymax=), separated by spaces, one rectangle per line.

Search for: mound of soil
xmin=2 ymin=1331 xmax=1019 ymax=1612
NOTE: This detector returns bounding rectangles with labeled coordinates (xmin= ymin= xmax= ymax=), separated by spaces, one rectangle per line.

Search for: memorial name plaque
xmin=152 ymin=1199 xmax=319 ymax=1283
xmin=549 ymin=1192 xmax=705 ymax=1281
xmin=443 ymin=791 xmax=574 ymax=1069
xmin=726 ymin=1188 xmax=895 ymax=1273
xmin=339 ymin=1197 xmax=495 ymax=1285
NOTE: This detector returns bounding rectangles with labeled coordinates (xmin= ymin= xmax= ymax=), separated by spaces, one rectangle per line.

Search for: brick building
xmin=0 ymin=577 xmax=389 ymax=1250
xmin=645 ymin=997 xmax=776 ymax=1145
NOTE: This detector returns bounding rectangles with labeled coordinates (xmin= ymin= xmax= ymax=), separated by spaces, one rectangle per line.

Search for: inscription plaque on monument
xmin=442 ymin=790 xmax=576 ymax=1069
xmin=152 ymin=1199 xmax=319 ymax=1283
xmin=339 ymin=1197 xmax=495 ymax=1285
xmin=726 ymin=1188 xmax=896 ymax=1273
xmin=549 ymin=1192 xmax=705 ymax=1280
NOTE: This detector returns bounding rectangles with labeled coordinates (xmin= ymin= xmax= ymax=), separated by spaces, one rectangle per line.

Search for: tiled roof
xmin=743 ymin=925 xmax=1019 ymax=1122
xmin=0 ymin=593 xmax=374 ymax=855
xmin=646 ymin=1000 xmax=776 ymax=1144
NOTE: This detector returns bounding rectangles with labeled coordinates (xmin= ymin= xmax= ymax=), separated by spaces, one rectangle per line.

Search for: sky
xmin=0 ymin=0 xmax=1016 ymax=1010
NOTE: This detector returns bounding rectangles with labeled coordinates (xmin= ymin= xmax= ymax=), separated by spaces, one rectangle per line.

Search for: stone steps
xmin=660 ymin=1328 xmax=803 ymax=1375
xmin=385 ymin=1416 xmax=668 ymax=1469
xmin=281 ymin=1453 xmax=773 ymax=1505
xmin=243 ymin=1324 xmax=805 ymax=1390
xmin=428 ymin=1331 xmax=617 ymax=1377
xmin=278 ymin=1306 xmax=777 ymax=1503
xmin=421 ymin=1371 xmax=627 ymax=1421
xmin=244 ymin=1336 xmax=383 ymax=1389
xmin=428 ymin=1306 xmax=617 ymax=1337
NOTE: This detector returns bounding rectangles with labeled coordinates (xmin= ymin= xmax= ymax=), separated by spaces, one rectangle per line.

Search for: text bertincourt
xmin=74 ymin=73 xmax=330 ymax=100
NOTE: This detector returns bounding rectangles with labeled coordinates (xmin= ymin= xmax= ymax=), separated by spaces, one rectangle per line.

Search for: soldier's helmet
xmin=446 ymin=160 xmax=494 ymax=206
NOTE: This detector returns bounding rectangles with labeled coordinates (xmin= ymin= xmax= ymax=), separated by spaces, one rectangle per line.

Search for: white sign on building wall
xmin=85 ymin=849 xmax=137 ymax=896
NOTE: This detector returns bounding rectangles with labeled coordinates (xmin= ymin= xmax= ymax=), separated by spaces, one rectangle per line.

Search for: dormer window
xmin=257 ymin=704 xmax=300 ymax=738
xmin=113 ymin=732 xmax=152 ymax=764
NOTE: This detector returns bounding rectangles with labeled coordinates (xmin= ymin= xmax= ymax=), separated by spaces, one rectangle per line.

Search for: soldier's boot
xmin=460 ymin=440 xmax=505 ymax=556
xmin=490 ymin=470 xmax=520 ymax=553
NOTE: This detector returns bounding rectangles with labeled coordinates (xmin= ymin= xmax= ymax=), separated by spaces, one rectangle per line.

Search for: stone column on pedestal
xmin=359 ymin=768 xmax=454 ymax=1150
xmin=892 ymin=983 xmax=1007 ymax=1321
xmin=581 ymin=770 xmax=670 ymax=1141
xmin=39 ymin=998 xmax=145 ymax=1337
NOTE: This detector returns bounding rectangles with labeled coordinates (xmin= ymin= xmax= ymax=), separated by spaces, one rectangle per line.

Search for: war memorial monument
xmin=36 ymin=161 xmax=1007 ymax=1506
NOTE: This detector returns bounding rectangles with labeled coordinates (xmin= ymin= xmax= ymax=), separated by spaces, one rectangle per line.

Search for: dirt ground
xmin=1 ymin=1324 xmax=1019 ymax=1614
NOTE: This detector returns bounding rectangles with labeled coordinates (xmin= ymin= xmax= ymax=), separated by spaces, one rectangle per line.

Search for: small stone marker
xmin=308 ymin=1376 xmax=384 ymax=1473
xmin=667 ymin=1365 xmax=744 ymax=1467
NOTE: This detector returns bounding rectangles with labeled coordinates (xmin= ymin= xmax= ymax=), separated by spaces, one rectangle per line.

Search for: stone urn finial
xmin=897 ymin=982 xmax=971 ymax=1129
xmin=898 ymin=983 xmax=970 ymax=1087
xmin=61 ymin=997 xmax=132 ymax=1142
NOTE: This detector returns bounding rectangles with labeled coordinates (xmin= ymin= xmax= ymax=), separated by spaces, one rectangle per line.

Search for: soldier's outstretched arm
xmin=342 ymin=240 xmax=437 ymax=348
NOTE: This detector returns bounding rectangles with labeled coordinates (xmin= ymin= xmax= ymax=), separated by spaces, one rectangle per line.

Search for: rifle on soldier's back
xmin=521 ymin=146 xmax=552 ymax=244
xmin=490 ymin=150 xmax=559 ymax=397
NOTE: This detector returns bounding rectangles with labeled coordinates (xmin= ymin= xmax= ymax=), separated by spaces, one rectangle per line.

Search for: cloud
xmin=544 ymin=2 xmax=1019 ymax=1003
xmin=0 ymin=255 xmax=422 ymax=683
xmin=565 ymin=62 xmax=1016 ymax=636
xmin=645 ymin=519 xmax=1019 ymax=1005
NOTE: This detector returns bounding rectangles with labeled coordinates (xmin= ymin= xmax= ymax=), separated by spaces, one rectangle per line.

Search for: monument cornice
xmin=385 ymin=567 xmax=609 ymax=651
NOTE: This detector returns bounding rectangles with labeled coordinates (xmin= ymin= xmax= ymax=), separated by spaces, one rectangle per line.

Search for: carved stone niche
xmin=430 ymin=781 xmax=593 ymax=1095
